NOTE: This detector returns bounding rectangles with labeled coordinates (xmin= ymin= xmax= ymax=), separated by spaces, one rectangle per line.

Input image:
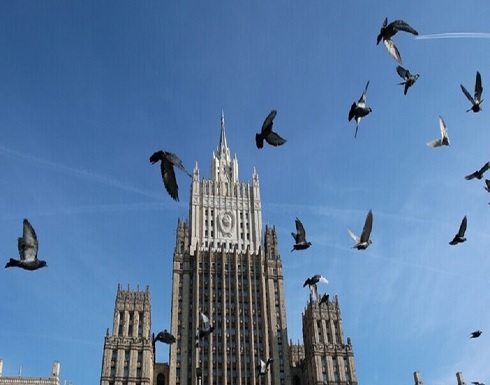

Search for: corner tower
xmin=169 ymin=113 xmax=290 ymax=385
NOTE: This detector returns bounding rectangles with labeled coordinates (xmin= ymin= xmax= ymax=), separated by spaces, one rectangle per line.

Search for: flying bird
xmin=303 ymin=274 xmax=329 ymax=288
xmin=377 ymin=18 xmax=419 ymax=64
xmin=348 ymin=210 xmax=373 ymax=250
xmin=465 ymin=161 xmax=490 ymax=180
xmin=291 ymin=218 xmax=312 ymax=252
xmin=196 ymin=312 xmax=214 ymax=345
xmin=154 ymin=329 xmax=176 ymax=345
xmin=396 ymin=65 xmax=419 ymax=95
xmin=255 ymin=110 xmax=286 ymax=149
xmin=449 ymin=216 xmax=467 ymax=245
xmin=471 ymin=382 xmax=485 ymax=385
xmin=5 ymin=219 xmax=47 ymax=271
xmin=348 ymin=81 xmax=372 ymax=138
xmin=256 ymin=358 xmax=274 ymax=377
xmin=470 ymin=329 xmax=482 ymax=338
xmin=461 ymin=71 xmax=483 ymax=112
xmin=484 ymin=179 xmax=490 ymax=192
xmin=150 ymin=150 xmax=191 ymax=201
xmin=427 ymin=116 xmax=450 ymax=148
xmin=319 ymin=294 xmax=330 ymax=306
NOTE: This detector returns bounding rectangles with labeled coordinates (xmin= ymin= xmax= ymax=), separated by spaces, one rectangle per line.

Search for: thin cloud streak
xmin=416 ymin=32 xmax=490 ymax=40
xmin=0 ymin=145 xmax=162 ymax=200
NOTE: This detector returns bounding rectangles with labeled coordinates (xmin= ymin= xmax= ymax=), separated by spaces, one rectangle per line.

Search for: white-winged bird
xmin=449 ymin=216 xmax=467 ymax=245
xmin=255 ymin=110 xmax=286 ymax=149
xmin=348 ymin=81 xmax=372 ymax=138
xmin=303 ymin=274 xmax=329 ymax=288
xmin=396 ymin=65 xmax=419 ymax=95
xmin=470 ymin=329 xmax=482 ymax=338
xmin=256 ymin=358 xmax=274 ymax=377
xmin=154 ymin=329 xmax=176 ymax=345
xmin=291 ymin=218 xmax=312 ymax=252
xmin=465 ymin=161 xmax=490 ymax=180
xmin=150 ymin=150 xmax=191 ymax=201
xmin=377 ymin=18 xmax=419 ymax=64
xmin=427 ymin=116 xmax=450 ymax=148
xmin=196 ymin=312 xmax=214 ymax=346
xmin=461 ymin=71 xmax=483 ymax=113
xmin=348 ymin=210 xmax=373 ymax=250
xmin=5 ymin=219 xmax=47 ymax=271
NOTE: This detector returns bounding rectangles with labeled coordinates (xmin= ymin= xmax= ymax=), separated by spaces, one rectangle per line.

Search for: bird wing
xmin=261 ymin=110 xmax=277 ymax=134
xmin=318 ymin=275 xmax=329 ymax=284
xmin=484 ymin=179 xmax=490 ymax=192
xmin=360 ymin=210 xmax=373 ymax=243
xmin=264 ymin=131 xmax=287 ymax=146
xmin=359 ymin=81 xmax=370 ymax=104
xmin=347 ymin=228 xmax=360 ymax=243
xmin=200 ymin=312 xmax=210 ymax=329
xmin=439 ymin=116 xmax=448 ymax=141
xmin=475 ymin=71 xmax=483 ymax=102
xmin=458 ymin=216 xmax=467 ymax=237
xmin=391 ymin=20 xmax=418 ymax=35
xmin=165 ymin=152 xmax=191 ymax=177
xmin=464 ymin=171 xmax=477 ymax=180
xmin=295 ymin=218 xmax=306 ymax=242
xmin=396 ymin=65 xmax=409 ymax=80
xmin=160 ymin=159 xmax=179 ymax=201
xmin=348 ymin=102 xmax=357 ymax=121
xmin=149 ymin=150 xmax=164 ymax=164
xmin=384 ymin=39 xmax=402 ymax=64
xmin=461 ymin=84 xmax=474 ymax=103
xmin=478 ymin=161 xmax=490 ymax=175
xmin=18 ymin=219 xmax=38 ymax=262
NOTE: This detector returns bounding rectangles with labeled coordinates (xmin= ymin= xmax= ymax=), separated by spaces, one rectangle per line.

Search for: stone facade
xmin=100 ymin=285 xmax=154 ymax=385
xmin=0 ymin=360 xmax=60 ymax=385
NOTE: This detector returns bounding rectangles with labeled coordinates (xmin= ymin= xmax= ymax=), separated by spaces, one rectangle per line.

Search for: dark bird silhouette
xmin=470 ymin=329 xmax=482 ymax=338
xmin=461 ymin=71 xmax=483 ymax=112
xmin=196 ymin=312 xmax=214 ymax=346
xmin=484 ymin=179 xmax=490 ymax=192
xmin=150 ymin=150 xmax=191 ymax=201
xmin=5 ymin=219 xmax=47 ymax=271
xmin=472 ymin=382 xmax=485 ymax=385
xmin=255 ymin=110 xmax=286 ymax=149
xmin=377 ymin=18 xmax=419 ymax=64
xmin=348 ymin=210 xmax=374 ymax=250
xmin=256 ymin=358 xmax=274 ymax=377
xmin=348 ymin=81 xmax=372 ymax=138
xmin=154 ymin=329 xmax=176 ymax=345
xmin=396 ymin=65 xmax=419 ymax=95
xmin=319 ymin=294 xmax=330 ymax=306
xmin=303 ymin=274 xmax=329 ymax=288
xmin=427 ymin=116 xmax=450 ymax=148
xmin=291 ymin=218 xmax=312 ymax=252
xmin=449 ymin=216 xmax=467 ymax=245
xmin=465 ymin=161 xmax=490 ymax=180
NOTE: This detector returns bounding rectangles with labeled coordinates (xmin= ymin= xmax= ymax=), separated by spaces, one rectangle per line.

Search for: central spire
xmin=218 ymin=110 xmax=227 ymax=151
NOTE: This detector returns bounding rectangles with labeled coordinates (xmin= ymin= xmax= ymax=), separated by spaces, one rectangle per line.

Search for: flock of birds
xmin=3 ymin=15 xmax=487 ymax=381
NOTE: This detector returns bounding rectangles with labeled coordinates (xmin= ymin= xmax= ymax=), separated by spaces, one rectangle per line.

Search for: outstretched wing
xmin=295 ymin=218 xmax=306 ymax=242
xmin=457 ymin=216 xmax=467 ymax=237
xmin=391 ymin=20 xmax=418 ymax=35
xmin=200 ymin=312 xmax=210 ymax=329
xmin=160 ymin=160 xmax=179 ymax=201
xmin=18 ymin=219 xmax=38 ymax=262
xmin=264 ymin=131 xmax=287 ymax=146
xmin=360 ymin=210 xmax=373 ymax=243
xmin=396 ymin=65 xmax=409 ymax=80
xmin=347 ymin=228 xmax=360 ymax=243
xmin=261 ymin=110 xmax=277 ymax=135
xmin=461 ymin=84 xmax=474 ymax=103
xmin=439 ymin=116 xmax=448 ymax=141
xmin=478 ymin=161 xmax=490 ymax=176
xmin=384 ymin=39 xmax=402 ymax=64
xmin=359 ymin=81 xmax=370 ymax=104
xmin=165 ymin=151 xmax=191 ymax=177
xmin=475 ymin=71 xmax=483 ymax=102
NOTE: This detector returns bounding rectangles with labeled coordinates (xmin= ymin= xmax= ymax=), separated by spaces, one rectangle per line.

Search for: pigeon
xmin=377 ymin=18 xmax=419 ymax=64
xmin=255 ymin=110 xmax=286 ymax=149
xmin=348 ymin=210 xmax=373 ymax=250
xmin=484 ymin=179 xmax=490 ymax=192
xmin=196 ymin=312 xmax=214 ymax=345
xmin=291 ymin=218 xmax=312 ymax=252
xmin=5 ymin=219 xmax=47 ymax=271
xmin=319 ymin=294 xmax=330 ymax=306
xmin=256 ymin=358 xmax=274 ymax=377
xmin=470 ymin=329 xmax=482 ymax=338
xmin=150 ymin=150 xmax=191 ymax=201
xmin=303 ymin=274 xmax=329 ymax=288
xmin=449 ymin=216 xmax=467 ymax=245
xmin=471 ymin=382 xmax=485 ymax=385
xmin=465 ymin=161 xmax=490 ymax=180
xmin=427 ymin=116 xmax=450 ymax=148
xmin=461 ymin=71 xmax=483 ymax=113
xmin=154 ymin=329 xmax=176 ymax=345
xmin=348 ymin=81 xmax=372 ymax=138
xmin=396 ymin=65 xmax=419 ymax=95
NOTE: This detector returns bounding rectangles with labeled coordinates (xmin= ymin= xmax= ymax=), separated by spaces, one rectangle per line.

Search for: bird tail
xmin=5 ymin=258 xmax=19 ymax=268
xmin=255 ymin=134 xmax=264 ymax=149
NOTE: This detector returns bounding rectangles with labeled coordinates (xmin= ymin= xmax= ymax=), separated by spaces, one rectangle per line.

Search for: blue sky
xmin=1 ymin=1 xmax=489 ymax=384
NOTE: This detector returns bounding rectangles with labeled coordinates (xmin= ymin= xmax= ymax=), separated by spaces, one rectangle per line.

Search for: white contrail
xmin=416 ymin=32 xmax=490 ymax=40
xmin=0 ymin=145 xmax=163 ymax=200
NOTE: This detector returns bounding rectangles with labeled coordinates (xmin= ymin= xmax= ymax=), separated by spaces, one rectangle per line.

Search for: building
xmin=100 ymin=285 xmax=154 ymax=385
xmin=168 ymin=113 xmax=290 ymax=385
xmin=0 ymin=360 xmax=60 ymax=385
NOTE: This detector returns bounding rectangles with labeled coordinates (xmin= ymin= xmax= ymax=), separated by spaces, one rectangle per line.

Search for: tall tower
xmin=301 ymin=296 xmax=357 ymax=385
xmin=169 ymin=113 xmax=291 ymax=385
xmin=100 ymin=284 xmax=154 ymax=385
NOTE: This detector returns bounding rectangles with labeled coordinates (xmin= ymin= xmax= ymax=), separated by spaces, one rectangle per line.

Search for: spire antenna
xmin=219 ymin=110 xmax=227 ymax=150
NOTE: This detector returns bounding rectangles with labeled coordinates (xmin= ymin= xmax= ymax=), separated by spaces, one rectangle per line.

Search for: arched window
xmin=157 ymin=373 xmax=165 ymax=385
